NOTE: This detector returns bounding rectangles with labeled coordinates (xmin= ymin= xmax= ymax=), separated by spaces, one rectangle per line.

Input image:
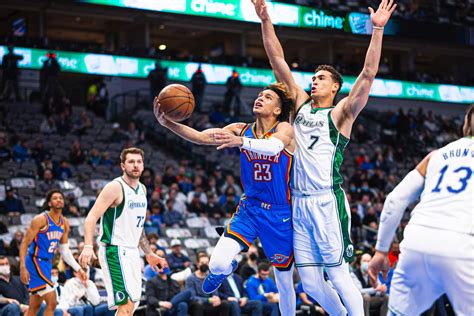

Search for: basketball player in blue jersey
xmin=154 ymin=82 xmax=298 ymax=316
xmin=19 ymin=189 xmax=86 ymax=316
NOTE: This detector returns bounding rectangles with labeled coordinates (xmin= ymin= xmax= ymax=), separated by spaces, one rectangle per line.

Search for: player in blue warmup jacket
xmin=19 ymin=189 xmax=86 ymax=316
xmin=154 ymin=82 xmax=297 ymax=316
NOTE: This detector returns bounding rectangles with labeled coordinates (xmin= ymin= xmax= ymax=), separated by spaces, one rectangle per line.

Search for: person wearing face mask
xmin=185 ymin=254 xmax=231 ymax=316
xmin=0 ymin=256 xmax=29 ymax=315
xmin=350 ymin=253 xmax=388 ymax=316
xmin=238 ymin=246 xmax=259 ymax=282
xmin=145 ymin=253 xmax=192 ymax=316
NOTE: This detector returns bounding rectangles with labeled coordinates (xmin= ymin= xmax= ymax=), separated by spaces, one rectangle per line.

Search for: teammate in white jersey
xmin=369 ymin=105 xmax=474 ymax=315
xmin=252 ymin=0 xmax=396 ymax=314
xmin=79 ymin=147 xmax=165 ymax=315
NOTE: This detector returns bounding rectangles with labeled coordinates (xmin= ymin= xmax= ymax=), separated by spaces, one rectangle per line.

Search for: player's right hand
xmin=78 ymin=247 xmax=97 ymax=269
xmin=368 ymin=251 xmax=390 ymax=287
xmin=153 ymin=97 xmax=169 ymax=125
xmin=251 ymin=0 xmax=270 ymax=21
xmin=20 ymin=266 xmax=29 ymax=285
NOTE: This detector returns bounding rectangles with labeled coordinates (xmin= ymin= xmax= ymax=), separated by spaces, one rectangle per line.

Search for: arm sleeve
xmin=59 ymin=243 xmax=82 ymax=271
xmin=376 ymin=170 xmax=425 ymax=252
xmin=241 ymin=136 xmax=284 ymax=156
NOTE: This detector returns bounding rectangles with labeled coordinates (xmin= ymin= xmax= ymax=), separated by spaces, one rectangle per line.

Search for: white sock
xmin=209 ymin=236 xmax=243 ymax=275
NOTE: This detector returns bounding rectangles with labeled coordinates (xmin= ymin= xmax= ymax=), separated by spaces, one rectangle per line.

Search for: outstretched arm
xmin=333 ymin=0 xmax=396 ymax=135
xmin=368 ymin=151 xmax=431 ymax=286
xmin=252 ymin=0 xmax=307 ymax=108
xmin=154 ymin=97 xmax=245 ymax=145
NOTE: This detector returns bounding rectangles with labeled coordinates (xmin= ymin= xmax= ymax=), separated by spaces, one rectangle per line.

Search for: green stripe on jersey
xmin=100 ymin=181 xmax=125 ymax=244
xmin=105 ymin=245 xmax=129 ymax=306
xmin=328 ymin=111 xmax=349 ymax=187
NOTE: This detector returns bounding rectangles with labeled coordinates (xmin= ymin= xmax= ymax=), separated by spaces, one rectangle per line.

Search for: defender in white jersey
xmin=253 ymin=0 xmax=396 ymax=314
xmin=369 ymin=105 xmax=474 ymax=315
xmin=79 ymin=147 xmax=165 ymax=315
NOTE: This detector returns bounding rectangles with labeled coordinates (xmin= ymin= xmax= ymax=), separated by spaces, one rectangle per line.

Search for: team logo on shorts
xmin=271 ymin=254 xmax=289 ymax=264
xmin=116 ymin=291 xmax=126 ymax=302
xmin=346 ymin=245 xmax=354 ymax=258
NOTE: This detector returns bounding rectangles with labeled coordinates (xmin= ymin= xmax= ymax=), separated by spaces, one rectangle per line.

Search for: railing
xmin=107 ymin=88 xmax=150 ymax=121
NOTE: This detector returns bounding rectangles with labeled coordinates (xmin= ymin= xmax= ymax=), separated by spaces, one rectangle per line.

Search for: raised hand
xmin=251 ymin=0 xmax=270 ymax=22
xmin=153 ymin=97 xmax=169 ymax=126
xmin=369 ymin=0 xmax=397 ymax=27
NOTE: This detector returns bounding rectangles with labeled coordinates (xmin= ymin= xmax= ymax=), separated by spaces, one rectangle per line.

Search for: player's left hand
xmin=77 ymin=268 xmax=88 ymax=282
xmin=368 ymin=251 xmax=390 ymax=287
xmin=214 ymin=131 xmax=243 ymax=150
xmin=251 ymin=0 xmax=270 ymax=22
xmin=369 ymin=0 xmax=397 ymax=27
xmin=146 ymin=253 xmax=165 ymax=273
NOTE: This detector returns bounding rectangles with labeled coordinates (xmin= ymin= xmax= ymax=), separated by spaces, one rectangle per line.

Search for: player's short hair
xmin=45 ymin=189 xmax=64 ymax=204
xmin=464 ymin=104 xmax=473 ymax=137
xmin=264 ymin=82 xmax=294 ymax=123
xmin=120 ymin=147 xmax=144 ymax=163
xmin=257 ymin=262 xmax=271 ymax=272
xmin=314 ymin=65 xmax=343 ymax=95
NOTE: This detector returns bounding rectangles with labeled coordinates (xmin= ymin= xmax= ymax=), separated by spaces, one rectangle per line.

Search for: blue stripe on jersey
xmin=28 ymin=212 xmax=64 ymax=259
xmin=240 ymin=122 xmax=293 ymax=206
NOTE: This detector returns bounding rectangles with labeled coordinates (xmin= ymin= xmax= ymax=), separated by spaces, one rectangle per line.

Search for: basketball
xmin=156 ymin=84 xmax=195 ymax=122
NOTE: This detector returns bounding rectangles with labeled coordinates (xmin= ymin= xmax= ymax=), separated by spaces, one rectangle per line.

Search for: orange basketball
xmin=156 ymin=84 xmax=195 ymax=122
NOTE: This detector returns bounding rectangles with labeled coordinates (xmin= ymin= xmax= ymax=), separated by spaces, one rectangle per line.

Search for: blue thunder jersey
xmin=239 ymin=122 xmax=293 ymax=206
xmin=28 ymin=211 xmax=64 ymax=259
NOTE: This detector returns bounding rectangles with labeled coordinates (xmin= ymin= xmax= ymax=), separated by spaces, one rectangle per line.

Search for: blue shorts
xmin=224 ymin=198 xmax=294 ymax=271
xmin=26 ymin=254 xmax=53 ymax=293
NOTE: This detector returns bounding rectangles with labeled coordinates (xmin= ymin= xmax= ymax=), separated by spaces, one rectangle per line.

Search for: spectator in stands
xmin=144 ymin=210 xmax=160 ymax=236
xmin=0 ymin=256 xmax=29 ymax=315
xmin=57 ymin=268 xmax=102 ymax=316
xmin=179 ymin=173 xmax=193 ymax=195
xmin=109 ymin=123 xmax=128 ymax=143
xmin=0 ymin=187 xmax=24 ymax=215
xmin=150 ymin=203 xmax=165 ymax=229
xmin=1 ymin=44 xmax=23 ymax=102
xmin=220 ymin=175 xmax=242 ymax=197
xmin=71 ymin=111 xmax=92 ymax=136
xmin=245 ymin=262 xmax=279 ymax=316
xmin=164 ymin=199 xmax=185 ymax=227
xmin=101 ymin=152 xmax=112 ymax=167
xmin=7 ymin=230 xmax=23 ymax=257
xmin=219 ymin=271 xmax=263 ymax=316
xmin=295 ymin=281 xmax=325 ymax=316
xmin=360 ymin=155 xmax=375 ymax=171
xmin=224 ymin=70 xmax=242 ymax=116
xmin=87 ymin=148 xmax=101 ymax=168
xmin=95 ymin=78 xmax=108 ymax=117
xmin=238 ymin=246 xmax=259 ymax=282
xmin=162 ymin=165 xmax=177 ymax=186
xmin=55 ymin=159 xmax=73 ymax=180
xmin=56 ymin=109 xmax=72 ymax=136
xmin=31 ymin=140 xmax=49 ymax=166
xmin=0 ymin=134 xmax=12 ymax=163
xmin=188 ymin=192 xmax=206 ymax=216
xmin=125 ymin=122 xmax=145 ymax=145
xmin=40 ymin=115 xmax=58 ymax=135
xmin=166 ymin=186 xmax=188 ymax=216
xmin=41 ymin=52 xmax=64 ymax=114
xmin=220 ymin=187 xmax=239 ymax=216
xmin=68 ymin=140 xmax=86 ymax=166
xmin=206 ymin=192 xmax=226 ymax=220
xmin=185 ymin=253 xmax=231 ymax=316
xmin=12 ymin=138 xmax=31 ymax=163
xmin=191 ymin=65 xmax=207 ymax=113
xmin=145 ymin=251 xmax=192 ymax=316
xmin=351 ymin=253 xmax=388 ymax=316
xmin=168 ymin=239 xmax=192 ymax=273
xmin=37 ymin=169 xmax=59 ymax=194
xmin=148 ymin=62 xmax=168 ymax=103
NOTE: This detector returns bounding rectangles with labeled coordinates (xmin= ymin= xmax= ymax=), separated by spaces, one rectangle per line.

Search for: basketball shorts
xmin=292 ymin=187 xmax=354 ymax=267
xmin=389 ymin=226 xmax=474 ymax=315
xmin=26 ymin=254 xmax=55 ymax=296
xmin=224 ymin=197 xmax=294 ymax=270
xmin=98 ymin=244 xmax=142 ymax=310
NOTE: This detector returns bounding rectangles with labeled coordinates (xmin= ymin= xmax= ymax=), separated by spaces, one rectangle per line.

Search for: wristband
xmin=84 ymin=245 xmax=94 ymax=249
xmin=373 ymin=26 xmax=384 ymax=30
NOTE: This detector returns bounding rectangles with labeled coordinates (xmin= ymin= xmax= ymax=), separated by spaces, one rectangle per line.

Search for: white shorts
xmin=98 ymin=244 xmax=142 ymax=310
xmin=389 ymin=248 xmax=474 ymax=315
xmin=292 ymin=187 xmax=354 ymax=267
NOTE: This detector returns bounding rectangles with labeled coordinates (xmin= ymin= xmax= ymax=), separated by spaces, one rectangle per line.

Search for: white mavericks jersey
xmin=99 ymin=177 xmax=147 ymax=247
xmin=292 ymin=101 xmax=349 ymax=192
xmin=410 ymin=137 xmax=474 ymax=235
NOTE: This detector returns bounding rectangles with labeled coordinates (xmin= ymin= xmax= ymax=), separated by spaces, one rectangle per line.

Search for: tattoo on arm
xmin=139 ymin=231 xmax=151 ymax=255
